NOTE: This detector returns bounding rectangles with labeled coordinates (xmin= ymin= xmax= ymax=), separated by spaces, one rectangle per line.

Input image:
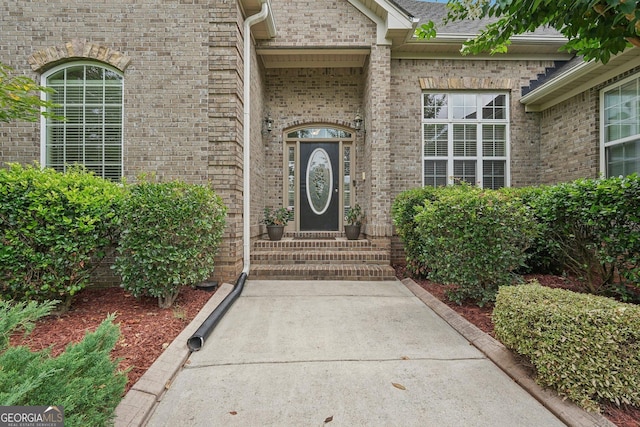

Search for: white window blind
xmin=601 ymin=74 xmax=640 ymax=177
xmin=422 ymin=92 xmax=509 ymax=189
xmin=42 ymin=63 xmax=123 ymax=180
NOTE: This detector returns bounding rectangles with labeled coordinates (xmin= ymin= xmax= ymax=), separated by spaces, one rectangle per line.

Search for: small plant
xmin=344 ymin=204 xmax=363 ymax=226
xmin=262 ymin=206 xmax=293 ymax=226
xmin=0 ymin=62 xmax=64 ymax=123
xmin=172 ymin=305 xmax=187 ymax=321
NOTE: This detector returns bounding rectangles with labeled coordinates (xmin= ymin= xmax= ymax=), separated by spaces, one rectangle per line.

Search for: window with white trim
xmin=42 ymin=63 xmax=123 ymax=180
xmin=422 ymin=92 xmax=509 ymax=189
xmin=601 ymin=74 xmax=640 ymax=177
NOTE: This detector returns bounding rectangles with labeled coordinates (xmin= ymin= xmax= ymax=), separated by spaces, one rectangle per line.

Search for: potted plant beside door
xmin=344 ymin=204 xmax=363 ymax=240
xmin=262 ymin=206 xmax=293 ymax=241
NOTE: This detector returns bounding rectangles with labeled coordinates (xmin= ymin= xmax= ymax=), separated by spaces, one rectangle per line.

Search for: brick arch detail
xmin=283 ymin=119 xmax=357 ymax=134
xmin=419 ymin=77 xmax=515 ymax=90
xmin=28 ymin=39 xmax=131 ymax=72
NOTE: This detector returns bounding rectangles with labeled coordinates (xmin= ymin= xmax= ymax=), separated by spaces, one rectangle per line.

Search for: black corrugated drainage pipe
xmin=187 ymin=272 xmax=247 ymax=352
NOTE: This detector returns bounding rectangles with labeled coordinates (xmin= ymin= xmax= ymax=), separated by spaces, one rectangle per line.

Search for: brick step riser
xmin=253 ymin=248 xmax=380 ymax=255
xmin=249 ymin=265 xmax=396 ymax=281
xmin=254 ymin=241 xmax=375 ymax=250
xmin=250 ymin=237 xmax=395 ymax=281
xmin=249 ymin=274 xmax=394 ymax=281
xmin=251 ymin=253 xmax=390 ymax=265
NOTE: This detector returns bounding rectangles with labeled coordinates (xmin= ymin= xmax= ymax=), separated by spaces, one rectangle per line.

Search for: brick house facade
xmin=1 ymin=0 xmax=639 ymax=283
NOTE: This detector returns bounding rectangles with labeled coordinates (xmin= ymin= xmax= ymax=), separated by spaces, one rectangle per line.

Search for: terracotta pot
xmin=267 ymin=225 xmax=285 ymax=241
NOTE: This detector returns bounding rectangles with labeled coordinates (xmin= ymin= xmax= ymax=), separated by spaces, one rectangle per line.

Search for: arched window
xmin=41 ymin=62 xmax=123 ymax=180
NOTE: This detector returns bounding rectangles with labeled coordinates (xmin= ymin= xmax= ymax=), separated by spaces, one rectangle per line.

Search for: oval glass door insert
xmin=306 ymin=148 xmax=333 ymax=215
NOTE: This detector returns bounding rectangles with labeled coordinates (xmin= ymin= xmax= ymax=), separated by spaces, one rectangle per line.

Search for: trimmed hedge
xmin=0 ymin=164 xmax=123 ymax=306
xmin=494 ymin=284 xmax=640 ymax=411
xmin=113 ymin=179 xmax=227 ymax=308
xmin=393 ymin=176 xmax=640 ymax=301
xmin=499 ymin=186 xmax=563 ymax=275
xmin=391 ymin=186 xmax=438 ymax=277
xmin=398 ymin=184 xmax=537 ymax=305
xmin=526 ymin=175 xmax=640 ymax=297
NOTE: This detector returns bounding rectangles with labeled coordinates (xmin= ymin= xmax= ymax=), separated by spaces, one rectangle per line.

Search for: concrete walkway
xmin=120 ymin=279 xmax=613 ymax=427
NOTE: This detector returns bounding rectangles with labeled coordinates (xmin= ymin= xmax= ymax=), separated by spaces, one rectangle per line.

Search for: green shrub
xmin=526 ymin=175 xmax=640 ymax=297
xmin=114 ymin=179 xmax=227 ymax=308
xmin=0 ymin=164 xmax=124 ymax=306
xmin=413 ymin=183 xmax=538 ymax=306
xmin=494 ymin=284 xmax=640 ymax=411
xmin=499 ymin=186 xmax=563 ymax=274
xmin=0 ymin=300 xmax=126 ymax=427
xmin=391 ymin=186 xmax=438 ymax=277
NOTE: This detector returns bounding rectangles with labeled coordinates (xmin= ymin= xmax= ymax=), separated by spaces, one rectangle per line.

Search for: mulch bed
xmin=9 ymin=285 xmax=214 ymax=393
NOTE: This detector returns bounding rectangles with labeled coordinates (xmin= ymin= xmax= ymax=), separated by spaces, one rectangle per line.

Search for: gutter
xmin=417 ymin=33 xmax=568 ymax=44
xmin=187 ymin=1 xmax=272 ymax=351
xmin=519 ymin=59 xmax=598 ymax=106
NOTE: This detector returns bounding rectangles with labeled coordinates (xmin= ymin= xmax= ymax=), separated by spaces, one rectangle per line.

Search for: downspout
xmin=243 ymin=0 xmax=270 ymax=275
xmin=187 ymin=2 xmax=269 ymax=352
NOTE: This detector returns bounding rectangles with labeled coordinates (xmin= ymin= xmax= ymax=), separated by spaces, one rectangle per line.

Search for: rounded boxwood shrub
xmin=0 ymin=163 xmax=124 ymax=306
xmin=413 ymin=183 xmax=538 ymax=306
xmin=113 ymin=179 xmax=227 ymax=308
xmin=494 ymin=284 xmax=640 ymax=411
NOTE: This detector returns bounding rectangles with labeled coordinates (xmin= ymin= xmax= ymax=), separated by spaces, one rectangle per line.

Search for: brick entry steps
xmin=249 ymin=232 xmax=396 ymax=280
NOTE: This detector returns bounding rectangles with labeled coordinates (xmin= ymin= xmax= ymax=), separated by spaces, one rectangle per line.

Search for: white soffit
xmin=257 ymin=48 xmax=371 ymax=69
xmin=393 ymin=33 xmax=571 ymax=60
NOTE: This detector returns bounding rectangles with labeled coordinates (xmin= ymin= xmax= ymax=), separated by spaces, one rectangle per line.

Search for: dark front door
xmin=300 ymin=142 xmax=340 ymax=231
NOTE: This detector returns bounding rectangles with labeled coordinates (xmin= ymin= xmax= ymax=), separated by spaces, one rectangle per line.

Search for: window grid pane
xmin=44 ymin=64 xmax=123 ymax=180
xmin=424 ymin=160 xmax=447 ymax=187
xmin=453 ymin=124 xmax=477 ymax=156
xmin=483 ymin=160 xmax=506 ymax=190
xmin=607 ymin=139 xmax=640 ymax=177
xmin=453 ymin=160 xmax=476 ymax=185
xmin=424 ymin=124 xmax=448 ymax=156
xmin=423 ymin=92 xmax=509 ymax=189
xmin=481 ymin=94 xmax=506 ymax=120
xmin=482 ymin=124 xmax=506 ymax=157
xmin=423 ymin=93 xmax=448 ymax=119
xmin=604 ymin=78 xmax=639 ymax=144
xmin=451 ymin=93 xmax=477 ymax=119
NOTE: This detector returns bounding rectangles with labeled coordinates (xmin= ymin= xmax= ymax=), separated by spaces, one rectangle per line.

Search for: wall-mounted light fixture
xmin=354 ymin=110 xmax=363 ymax=132
xmin=265 ymin=114 xmax=273 ymax=132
